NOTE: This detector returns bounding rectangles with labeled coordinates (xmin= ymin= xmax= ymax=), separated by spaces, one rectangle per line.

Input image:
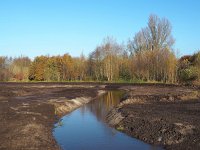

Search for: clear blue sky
xmin=0 ymin=0 xmax=199 ymax=58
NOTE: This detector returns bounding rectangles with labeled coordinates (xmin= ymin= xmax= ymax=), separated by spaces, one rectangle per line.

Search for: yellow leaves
xmin=130 ymin=48 xmax=177 ymax=83
xmin=28 ymin=53 xmax=88 ymax=81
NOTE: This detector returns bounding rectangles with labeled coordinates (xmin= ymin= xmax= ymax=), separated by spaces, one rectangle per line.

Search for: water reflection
xmin=53 ymin=90 xmax=162 ymax=150
xmin=82 ymin=90 xmax=125 ymax=122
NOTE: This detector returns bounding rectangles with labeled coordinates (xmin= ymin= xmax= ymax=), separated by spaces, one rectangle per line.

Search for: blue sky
xmin=0 ymin=0 xmax=199 ymax=58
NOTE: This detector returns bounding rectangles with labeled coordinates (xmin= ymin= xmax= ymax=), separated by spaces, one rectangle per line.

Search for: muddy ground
xmin=0 ymin=83 xmax=199 ymax=150
xmin=0 ymin=82 xmax=104 ymax=150
xmin=107 ymin=85 xmax=200 ymax=150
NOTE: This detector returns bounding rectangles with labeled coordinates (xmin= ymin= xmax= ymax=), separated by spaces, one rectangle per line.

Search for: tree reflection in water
xmin=81 ymin=90 xmax=125 ymax=122
xmin=54 ymin=90 xmax=160 ymax=150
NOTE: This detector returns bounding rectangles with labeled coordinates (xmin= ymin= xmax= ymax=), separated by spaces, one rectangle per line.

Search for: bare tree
xmin=128 ymin=15 xmax=177 ymax=83
xmin=148 ymin=14 xmax=175 ymax=50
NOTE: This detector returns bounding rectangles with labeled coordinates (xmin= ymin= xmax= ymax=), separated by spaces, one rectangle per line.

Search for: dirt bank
xmin=107 ymin=85 xmax=200 ymax=150
xmin=0 ymin=82 xmax=105 ymax=150
xmin=1 ymin=83 xmax=200 ymax=150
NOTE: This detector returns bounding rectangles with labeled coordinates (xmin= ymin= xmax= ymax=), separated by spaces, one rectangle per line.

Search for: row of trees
xmin=29 ymin=54 xmax=87 ymax=81
xmin=88 ymin=15 xmax=178 ymax=83
xmin=128 ymin=15 xmax=177 ymax=83
xmin=0 ymin=15 xmax=199 ymax=84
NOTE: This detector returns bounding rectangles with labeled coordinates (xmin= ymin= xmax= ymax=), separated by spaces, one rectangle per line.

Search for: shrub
xmin=179 ymin=66 xmax=199 ymax=83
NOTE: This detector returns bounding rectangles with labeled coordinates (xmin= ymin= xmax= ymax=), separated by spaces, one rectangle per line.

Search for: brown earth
xmin=107 ymin=85 xmax=200 ymax=150
xmin=0 ymin=82 xmax=200 ymax=150
xmin=0 ymin=82 xmax=105 ymax=150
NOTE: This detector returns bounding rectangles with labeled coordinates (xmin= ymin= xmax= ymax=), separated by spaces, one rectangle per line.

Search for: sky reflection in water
xmin=53 ymin=91 xmax=161 ymax=150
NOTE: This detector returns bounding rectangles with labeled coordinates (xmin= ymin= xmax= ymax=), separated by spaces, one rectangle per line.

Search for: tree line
xmin=0 ymin=15 xmax=199 ymax=84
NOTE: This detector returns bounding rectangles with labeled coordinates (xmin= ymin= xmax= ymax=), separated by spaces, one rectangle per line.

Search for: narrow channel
xmin=53 ymin=90 xmax=161 ymax=150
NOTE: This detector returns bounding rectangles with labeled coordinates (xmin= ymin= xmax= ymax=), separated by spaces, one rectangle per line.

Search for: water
xmin=53 ymin=91 xmax=161 ymax=150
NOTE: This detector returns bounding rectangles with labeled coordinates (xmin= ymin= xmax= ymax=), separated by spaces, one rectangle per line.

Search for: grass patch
xmin=117 ymin=125 xmax=124 ymax=131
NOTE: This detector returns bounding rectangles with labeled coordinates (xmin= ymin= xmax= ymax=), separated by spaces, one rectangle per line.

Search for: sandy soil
xmin=107 ymin=85 xmax=200 ymax=150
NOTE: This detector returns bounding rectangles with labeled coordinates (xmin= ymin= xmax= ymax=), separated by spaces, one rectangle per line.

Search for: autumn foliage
xmin=0 ymin=15 xmax=199 ymax=84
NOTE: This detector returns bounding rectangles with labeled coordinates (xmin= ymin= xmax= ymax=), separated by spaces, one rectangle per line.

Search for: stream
xmin=53 ymin=90 xmax=161 ymax=150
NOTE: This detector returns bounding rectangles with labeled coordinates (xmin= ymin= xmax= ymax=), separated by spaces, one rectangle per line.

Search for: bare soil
xmin=0 ymin=83 xmax=199 ymax=150
xmin=0 ymin=82 xmax=102 ymax=150
xmin=107 ymin=85 xmax=200 ymax=150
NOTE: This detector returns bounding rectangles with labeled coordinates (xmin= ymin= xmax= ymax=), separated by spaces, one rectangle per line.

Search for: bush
xmin=179 ymin=66 xmax=199 ymax=83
